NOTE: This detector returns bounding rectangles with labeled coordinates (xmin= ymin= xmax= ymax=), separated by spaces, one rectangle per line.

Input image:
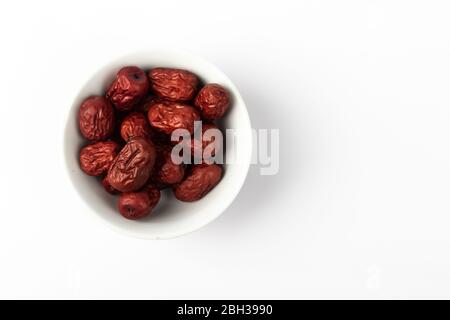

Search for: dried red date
xmin=149 ymin=68 xmax=199 ymax=102
xmin=107 ymin=66 xmax=149 ymax=112
xmin=118 ymin=185 xmax=160 ymax=220
xmin=78 ymin=96 xmax=115 ymax=141
xmin=147 ymin=100 xmax=201 ymax=135
xmin=153 ymin=146 xmax=185 ymax=185
xmin=120 ymin=112 xmax=153 ymax=142
xmin=139 ymin=98 xmax=171 ymax=145
xmin=79 ymin=141 xmax=119 ymax=176
xmin=107 ymin=138 xmax=156 ymax=192
xmin=194 ymin=84 xmax=230 ymax=120
xmin=173 ymin=164 xmax=222 ymax=202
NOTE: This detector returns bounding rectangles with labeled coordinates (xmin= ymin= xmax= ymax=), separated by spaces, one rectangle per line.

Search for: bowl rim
xmin=63 ymin=49 xmax=252 ymax=239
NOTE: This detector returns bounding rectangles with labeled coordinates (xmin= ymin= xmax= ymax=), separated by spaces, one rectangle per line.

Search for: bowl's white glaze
xmin=64 ymin=50 xmax=252 ymax=239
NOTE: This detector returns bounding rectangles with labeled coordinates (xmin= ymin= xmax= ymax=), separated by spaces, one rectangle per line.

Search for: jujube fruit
xmin=149 ymin=67 xmax=199 ymax=102
xmin=107 ymin=137 xmax=156 ymax=192
xmin=194 ymin=84 xmax=230 ymax=120
xmin=107 ymin=66 xmax=149 ymax=112
xmin=78 ymin=96 xmax=115 ymax=141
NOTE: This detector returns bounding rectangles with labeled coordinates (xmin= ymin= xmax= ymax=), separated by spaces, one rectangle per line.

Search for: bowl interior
xmin=64 ymin=50 xmax=252 ymax=239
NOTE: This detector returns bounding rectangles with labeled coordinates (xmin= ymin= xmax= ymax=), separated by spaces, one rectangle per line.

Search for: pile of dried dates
xmin=78 ymin=66 xmax=230 ymax=220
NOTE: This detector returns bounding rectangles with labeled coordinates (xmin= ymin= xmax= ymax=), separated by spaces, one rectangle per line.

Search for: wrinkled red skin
xmin=79 ymin=141 xmax=119 ymax=176
xmin=147 ymin=100 xmax=201 ymax=135
xmin=152 ymin=146 xmax=185 ymax=185
xmin=120 ymin=112 xmax=153 ymax=142
xmin=118 ymin=185 xmax=160 ymax=220
xmin=149 ymin=68 xmax=199 ymax=102
xmin=194 ymin=84 xmax=230 ymax=120
xmin=173 ymin=164 xmax=222 ymax=202
xmin=107 ymin=66 xmax=149 ymax=112
xmin=101 ymin=176 xmax=119 ymax=194
xmin=138 ymin=98 xmax=171 ymax=145
xmin=78 ymin=96 xmax=115 ymax=141
xmin=107 ymin=138 xmax=156 ymax=192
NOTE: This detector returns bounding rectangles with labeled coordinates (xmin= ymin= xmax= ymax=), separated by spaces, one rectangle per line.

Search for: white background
xmin=0 ymin=0 xmax=449 ymax=299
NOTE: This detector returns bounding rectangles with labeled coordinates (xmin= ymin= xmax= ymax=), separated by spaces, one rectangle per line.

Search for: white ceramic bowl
xmin=64 ymin=50 xmax=252 ymax=239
